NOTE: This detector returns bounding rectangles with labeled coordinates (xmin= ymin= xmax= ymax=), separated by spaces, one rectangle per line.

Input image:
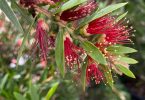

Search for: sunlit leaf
xmin=45 ymin=82 xmax=59 ymax=100
xmin=107 ymin=45 xmax=137 ymax=54
xmin=116 ymin=64 xmax=136 ymax=78
xmin=118 ymin=57 xmax=138 ymax=64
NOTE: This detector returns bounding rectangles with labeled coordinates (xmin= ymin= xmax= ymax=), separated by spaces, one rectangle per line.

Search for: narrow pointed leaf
xmin=56 ymin=0 xmax=87 ymax=13
xmin=118 ymin=57 xmax=138 ymax=64
xmin=116 ymin=64 xmax=136 ymax=78
xmin=0 ymin=0 xmax=24 ymax=33
xmin=116 ymin=12 xmax=128 ymax=22
xmin=45 ymin=82 xmax=59 ymax=100
xmin=55 ymin=29 xmax=65 ymax=77
xmin=107 ymin=45 xmax=137 ymax=54
xmin=81 ymin=57 xmax=88 ymax=91
xmin=81 ymin=41 xmax=107 ymax=65
xmin=0 ymin=74 xmax=8 ymax=90
xmin=11 ymin=0 xmax=32 ymax=24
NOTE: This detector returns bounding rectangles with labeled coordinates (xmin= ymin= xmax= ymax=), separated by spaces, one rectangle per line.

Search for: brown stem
xmin=33 ymin=5 xmax=53 ymax=18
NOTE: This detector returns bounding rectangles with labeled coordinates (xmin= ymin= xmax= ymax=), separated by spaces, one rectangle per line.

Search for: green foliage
xmin=116 ymin=64 xmax=136 ymax=78
xmin=116 ymin=12 xmax=128 ymax=22
xmin=55 ymin=29 xmax=65 ymax=77
xmin=107 ymin=45 xmax=137 ymax=54
xmin=117 ymin=57 xmax=138 ymax=64
xmin=29 ymin=85 xmax=40 ymax=100
xmin=81 ymin=58 xmax=88 ymax=91
xmin=0 ymin=74 xmax=9 ymax=92
xmin=45 ymin=82 xmax=59 ymax=100
xmin=81 ymin=41 xmax=107 ymax=65
xmin=14 ymin=92 xmax=27 ymax=100
xmin=56 ymin=0 xmax=87 ymax=13
xmin=0 ymin=0 xmax=24 ymax=33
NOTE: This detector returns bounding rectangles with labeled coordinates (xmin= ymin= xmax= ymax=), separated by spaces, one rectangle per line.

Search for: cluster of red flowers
xmin=59 ymin=0 xmax=131 ymax=85
xmin=20 ymin=0 xmax=133 ymax=85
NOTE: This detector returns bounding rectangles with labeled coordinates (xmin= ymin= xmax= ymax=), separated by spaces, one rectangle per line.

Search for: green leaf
xmin=116 ymin=12 xmax=128 ymax=22
xmin=81 ymin=57 xmax=88 ymax=91
xmin=116 ymin=64 xmax=136 ymax=78
xmin=40 ymin=68 xmax=49 ymax=82
xmin=14 ymin=92 xmax=27 ymax=100
xmin=45 ymin=82 xmax=59 ymax=100
xmin=11 ymin=0 xmax=33 ymax=24
xmin=0 ymin=74 xmax=8 ymax=91
xmin=0 ymin=0 xmax=24 ymax=33
xmin=107 ymin=45 xmax=137 ymax=54
xmin=117 ymin=57 xmax=138 ymax=64
xmin=17 ymin=16 xmax=36 ymax=66
xmin=101 ymin=66 xmax=114 ymax=88
xmin=56 ymin=0 xmax=87 ymax=13
xmin=30 ymin=85 xmax=39 ymax=100
xmin=55 ymin=29 xmax=65 ymax=77
xmin=81 ymin=41 xmax=107 ymax=65
xmin=78 ymin=2 xmax=128 ymax=28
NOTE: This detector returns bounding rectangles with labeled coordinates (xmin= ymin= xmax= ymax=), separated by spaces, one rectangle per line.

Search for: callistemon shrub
xmin=0 ymin=0 xmax=138 ymax=89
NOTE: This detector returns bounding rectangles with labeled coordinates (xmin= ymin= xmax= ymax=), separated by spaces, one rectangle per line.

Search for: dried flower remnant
xmin=60 ymin=0 xmax=97 ymax=21
xmin=32 ymin=19 xmax=49 ymax=62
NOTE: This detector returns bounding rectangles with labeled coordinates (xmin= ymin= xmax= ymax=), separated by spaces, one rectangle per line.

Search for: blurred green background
xmin=0 ymin=0 xmax=145 ymax=100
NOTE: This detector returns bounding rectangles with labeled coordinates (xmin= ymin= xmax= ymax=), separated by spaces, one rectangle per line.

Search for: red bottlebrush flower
xmin=86 ymin=16 xmax=114 ymax=34
xmin=60 ymin=0 xmax=97 ymax=21
xmin=104 ymin=23 xmax=131 ymax=45
xmin=85 ymin=15 xmax=131 ymax=45
xmin=32 ymin=19 xmax=49 ymax=61
xmin=64 ymin=34 xmax=84 ymax=69
xmin=86 ymin=62 xmax=104 ymax=84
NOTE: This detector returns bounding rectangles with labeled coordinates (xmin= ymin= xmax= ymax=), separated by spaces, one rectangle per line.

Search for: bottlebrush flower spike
xmin=32 ymin=19 xmax=49 ymax=62
xmin=86 ymin=16 xmax=114 ymax=35
xmin=84 ymin=15 xmax=132 ymax=45
xmin=64 ymin=34 xmax=85 ymax=69
xmin=60 ymin=0 xmax=97 ymax=21
xmin=86 ymin=61 xmax=104 ymax=85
